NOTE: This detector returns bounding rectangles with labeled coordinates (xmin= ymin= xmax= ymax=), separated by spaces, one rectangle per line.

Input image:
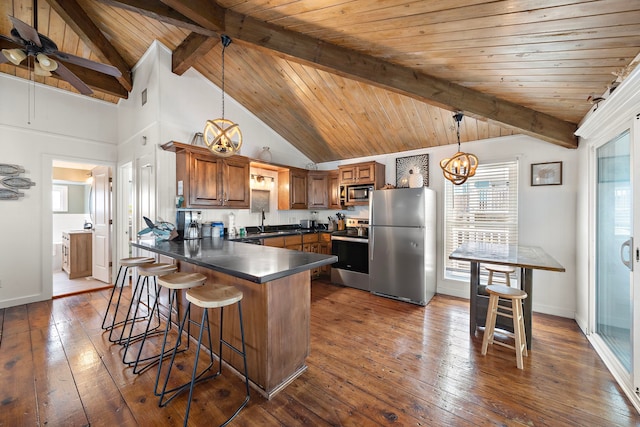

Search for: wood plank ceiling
xmin=1 ymin=0 xmax=639 ymax=163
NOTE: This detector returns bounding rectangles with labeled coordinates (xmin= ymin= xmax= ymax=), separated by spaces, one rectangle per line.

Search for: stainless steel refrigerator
xmin=369 ymin=187 xmax=436 ymax=305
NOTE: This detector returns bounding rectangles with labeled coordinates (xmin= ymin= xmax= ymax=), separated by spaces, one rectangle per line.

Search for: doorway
xmin=589 ymin=116 xmax=640 ymax=408
xmin=52 ymin=159 xmax=112 ymax=297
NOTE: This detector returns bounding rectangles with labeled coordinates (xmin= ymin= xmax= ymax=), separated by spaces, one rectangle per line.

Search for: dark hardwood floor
xmin=1 ymin=278 xmax=638 ymax=426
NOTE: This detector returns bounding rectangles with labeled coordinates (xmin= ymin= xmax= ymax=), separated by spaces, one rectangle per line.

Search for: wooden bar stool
xmin=102 ymin=256 xmax=155 ymax=333
xmin=158 ymin=282 xmax=250 ymax=427
xmin=481 ymin=284 xmax=528 ymax=369
xmin=118 ymin=262 xmax=177 ymax=356
xmin=151 ymin=272 xmax=207 ymax=393
xmin=484 ymin=263 xmax=516 ymax=287
xmin=127 ymin=270 xmax=206 ymax=375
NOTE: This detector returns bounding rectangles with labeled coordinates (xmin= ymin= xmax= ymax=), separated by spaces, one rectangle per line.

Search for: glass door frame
xmin=588 ymin=113 xmax=640 ymax=400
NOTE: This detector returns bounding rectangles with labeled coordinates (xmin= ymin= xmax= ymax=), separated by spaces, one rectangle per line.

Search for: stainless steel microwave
xmin=346 ymin=184 xmax=374 ymax=205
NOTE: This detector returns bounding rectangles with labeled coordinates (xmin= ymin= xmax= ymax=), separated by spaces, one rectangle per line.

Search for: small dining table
xmin=449 ymin=242 xmax=565 ymax=349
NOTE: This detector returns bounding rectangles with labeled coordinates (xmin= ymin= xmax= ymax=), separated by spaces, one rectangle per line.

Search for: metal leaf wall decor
xmin=0 ymin=163 xmax=35 ymax=200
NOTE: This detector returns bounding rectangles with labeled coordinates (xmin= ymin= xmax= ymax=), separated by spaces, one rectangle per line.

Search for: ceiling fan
xmin=0 ymin=6 xmax=121 ymax=95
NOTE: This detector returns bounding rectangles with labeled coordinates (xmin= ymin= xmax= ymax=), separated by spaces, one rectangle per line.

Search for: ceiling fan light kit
xmin=203 ymin=35 xmax=242 ymax=158
xmin=2 ymin=48 xmax=26 ymax=65
xmin=36 ymin=53 xmax=57 ymax=71
xmin=440 ymin=112 xmax=478 ymax=185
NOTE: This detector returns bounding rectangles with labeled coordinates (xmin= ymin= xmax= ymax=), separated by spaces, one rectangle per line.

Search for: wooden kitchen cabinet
xmin=338 ymin=161 xmax=385 ymax=188
xmin=278 ymin=167 xmax=308 ymax=210
xmin=308 ymin=171 xmax=329 ymax=209
xmin=62 ymin=231 xmax=92 ymax=279
xmin=259 ymin=232 xmax=332 ymax=279
xmin=162 ymin=141 xmax=250 ymax=209
xmin=328 ymin=170 xmax=342 ymax=209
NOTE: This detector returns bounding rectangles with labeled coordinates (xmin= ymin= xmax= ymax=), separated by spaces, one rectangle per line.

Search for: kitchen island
xmin=132 ymin=237 xmax=337 ymax=399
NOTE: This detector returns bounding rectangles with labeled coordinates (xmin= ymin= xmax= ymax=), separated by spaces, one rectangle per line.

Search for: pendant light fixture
xmin=203 ymin=35 xmax=242 ymax=157
xmin=440 ymin=112 xmax=478 ymax=185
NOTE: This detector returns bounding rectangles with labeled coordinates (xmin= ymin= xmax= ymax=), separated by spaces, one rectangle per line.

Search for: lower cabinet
xmin=62 ymin=231 xmax=93 ymax=279
xmin=261 ymin=233 xmax=332 ymax=279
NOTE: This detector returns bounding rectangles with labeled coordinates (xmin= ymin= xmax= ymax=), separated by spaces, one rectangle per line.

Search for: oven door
xmin=331 ymin=236 xmax=368 ymax=274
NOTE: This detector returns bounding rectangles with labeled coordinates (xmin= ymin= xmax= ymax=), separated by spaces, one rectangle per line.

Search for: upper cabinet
xmin=328 ymin=170 xmax=342 ymax=210
xmin=308 ymin=171 xmax=329 ymax=209
xmin=163 ymin=141 xmax=250 ymax=209
xmin=278 ymin=167 xmax=308 ymax=210
xmin=338 ymin=161 xmax=386 ymax=188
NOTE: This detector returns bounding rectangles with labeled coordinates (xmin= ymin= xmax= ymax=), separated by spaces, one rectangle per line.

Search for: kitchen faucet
xmin=258 ymin=209 xmax=266 ymax=232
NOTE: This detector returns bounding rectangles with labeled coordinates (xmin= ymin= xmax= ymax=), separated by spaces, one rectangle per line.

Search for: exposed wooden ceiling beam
xmin=159 ymin=0 xmax=225 ymax=32
xmin=119 ymin=1 xmax=580 ymax=148
xmin=95 ymin=0 xmax=217 ymax=37
xmin=0 ymin=39 xmax=128 ymax=97
xmin=172 ymin=33 xmax=219 ymax=75
xmin=46 ymin=0 xmax=133 ymax=92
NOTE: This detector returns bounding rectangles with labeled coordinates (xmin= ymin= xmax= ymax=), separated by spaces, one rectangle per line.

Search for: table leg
xmin=520 ymin=267 xmax=533 ymax=349
xmin=470 ymin=261 xmax=480 ymax=335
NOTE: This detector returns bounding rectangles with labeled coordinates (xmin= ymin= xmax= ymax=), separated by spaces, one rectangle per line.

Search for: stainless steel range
xmin=330 ymin=218 xmax=369 ymax=291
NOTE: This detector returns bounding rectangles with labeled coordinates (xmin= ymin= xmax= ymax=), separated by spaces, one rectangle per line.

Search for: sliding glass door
xmin=595 ymin=129 xmax=632 ymax=371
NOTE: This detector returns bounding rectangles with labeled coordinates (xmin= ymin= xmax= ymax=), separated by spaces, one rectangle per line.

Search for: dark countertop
xmin=132 ymin=237 xmax=337 ymax=284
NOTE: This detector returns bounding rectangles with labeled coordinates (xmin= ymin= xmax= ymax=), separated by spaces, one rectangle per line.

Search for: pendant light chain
xmin=221 ymin=40 xmax=225 ymax=120
xmin=220 ymin=35 xmax=232 ymax=121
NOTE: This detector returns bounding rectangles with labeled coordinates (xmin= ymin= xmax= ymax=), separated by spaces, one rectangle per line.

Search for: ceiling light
xmin=36 ymin=53 xmax=58 ymax=72
xmin=2 ymin=48 xmax=26 ymax=65
xmin=34 ymin=61 xmax=51 ymax=76
xmin=203 ymin=35 xmax=242 ymax=157
xmin=440 ymin=112 xmax=478 ymax=185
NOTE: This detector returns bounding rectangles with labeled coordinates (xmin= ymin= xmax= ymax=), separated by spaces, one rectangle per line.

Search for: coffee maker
xmin=176 ymin=211 xmax=200 ymax=240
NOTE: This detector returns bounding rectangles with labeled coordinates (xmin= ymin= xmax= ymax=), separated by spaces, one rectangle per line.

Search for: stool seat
xmin=120 ymin=256 xmax=155 ymax=267
xmin=481 ymin=284 xmax=528 ymax=369
xmin=159 ymin=272 xmax=207 ymax=290
xmin=138 ymin=263 xmax=177 ymax=276
xmin=484 ymin=264 xmax=516 ymax=274
xmin=486 ymin=284 xmax=526 ymax=299
xmin=484 ymin=263 xmax=516 ymax=287
xmin=186 ymin=284 xmax=243 ymax=308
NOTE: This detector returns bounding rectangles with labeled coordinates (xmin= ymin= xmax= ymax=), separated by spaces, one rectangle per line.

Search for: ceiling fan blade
xmin=53 ymin=51 xmax=122 ymax=78
xmin=53 ymin=61 xmax=93 ymax=95
xmin=8 ymin=16 xmax=41 ymax=47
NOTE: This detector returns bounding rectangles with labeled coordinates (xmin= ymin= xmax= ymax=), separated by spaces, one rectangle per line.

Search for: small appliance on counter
xmin=300 ymin=219 xmax=317 ymax=229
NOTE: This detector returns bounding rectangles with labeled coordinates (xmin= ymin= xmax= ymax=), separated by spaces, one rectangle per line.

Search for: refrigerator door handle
xmin=369 ymin=230 xmax=374 ymax=261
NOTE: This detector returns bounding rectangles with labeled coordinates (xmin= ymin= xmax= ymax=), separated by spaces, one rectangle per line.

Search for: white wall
xmin=0 ymin=74 xmax=117 ymax=308
xmin=115 ymin=41 xmax=315 ymax=256
xmin=318 ymin=134 xmax=578 ymax=318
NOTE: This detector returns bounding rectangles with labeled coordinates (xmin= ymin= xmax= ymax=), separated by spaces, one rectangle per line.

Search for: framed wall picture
xmin=531 ymin=161 xmax=562 ymax=186
xmin=396 ymin=154 xmax=429 ymax=187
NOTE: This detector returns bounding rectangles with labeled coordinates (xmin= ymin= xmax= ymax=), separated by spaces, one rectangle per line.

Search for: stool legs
xmin=158 ymin=301 xmax=250 ymax=427
xmin=481 ymin=293 xmax=528 ymax=369
xmin=120 ymin=275 xmax=163 ymax=360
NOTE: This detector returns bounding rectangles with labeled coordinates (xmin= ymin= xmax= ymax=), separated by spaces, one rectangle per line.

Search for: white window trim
xmin=443 ymin=159 xmax=519 ymax=282
xmin=52 ymin=184 xmax=68 ymax=212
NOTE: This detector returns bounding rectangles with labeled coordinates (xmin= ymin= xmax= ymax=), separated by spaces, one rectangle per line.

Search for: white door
xmin=92 ymin=165 xmax=111 ymax=283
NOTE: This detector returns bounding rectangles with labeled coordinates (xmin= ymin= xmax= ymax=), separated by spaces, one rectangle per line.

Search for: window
xmin=52 ymin=184 xmax=68 ymax=212
xmin=444 ymin=160 xmax=519 ymax=280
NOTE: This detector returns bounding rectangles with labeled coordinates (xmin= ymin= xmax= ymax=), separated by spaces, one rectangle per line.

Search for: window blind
xmin=444 ymin=160 xmax=519 ymax=279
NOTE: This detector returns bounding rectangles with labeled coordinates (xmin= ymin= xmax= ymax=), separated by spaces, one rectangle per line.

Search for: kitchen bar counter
xmin=132 ymin=237 xmax=336 ymax=399
xmin=132 ymin=237 xmax=335 ymax=283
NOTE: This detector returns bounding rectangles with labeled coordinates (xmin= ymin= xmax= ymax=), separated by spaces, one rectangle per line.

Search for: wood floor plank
xmin=30 ymin=324 xmax=89 ymax=426
xmin=2 ymin=279 xmax=639 ymax=426
xmin=0 ymin=329 xmax=38 ymax=425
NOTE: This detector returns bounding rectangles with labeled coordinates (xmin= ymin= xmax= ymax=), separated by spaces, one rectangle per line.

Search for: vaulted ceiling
xmin=2 ymin=0 xmax=639 ymax=163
